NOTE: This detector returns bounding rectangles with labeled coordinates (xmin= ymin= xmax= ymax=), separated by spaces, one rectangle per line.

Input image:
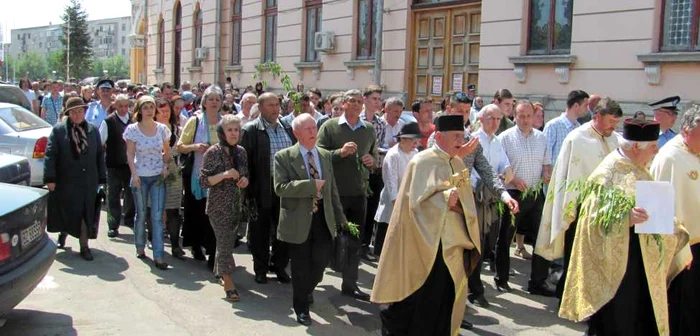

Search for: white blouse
xmin=374 ymin=145 xmax=417 ymax=223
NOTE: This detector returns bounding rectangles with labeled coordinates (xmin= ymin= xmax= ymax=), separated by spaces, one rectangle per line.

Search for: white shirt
xmin=375 ymin=145 xmax=417 ymax=223
xmin=470 ymin=129 xmax=510 ymax=187
xmin=99 ymin=113 xmax=131 ymax=145
xmin=23 ymin=89 xmax=37 ymax=102
xmin=383 ymin=119 xmax=405 ymax=149
xmin=122 ymin=123 xmax=171 ymax=177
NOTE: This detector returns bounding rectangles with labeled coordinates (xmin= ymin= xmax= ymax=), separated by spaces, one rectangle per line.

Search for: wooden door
xmin=411 ymin=5 xmax=481 ymax=103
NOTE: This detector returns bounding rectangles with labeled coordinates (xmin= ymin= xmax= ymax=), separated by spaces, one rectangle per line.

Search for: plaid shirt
xmin=262 ymin=118 xmax=293 ymax=173
xmin=543 ymin=113 xmax=580 ymax=163
xmin=498 ymin=127 xmax=551 ymax=189
xmin=361 ymin=111 xmax=388 ymax=148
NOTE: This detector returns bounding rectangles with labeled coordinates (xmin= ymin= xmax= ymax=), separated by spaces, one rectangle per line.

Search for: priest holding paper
xmin=535 ymin=98 xmax=623 ymax=298
xmin=559 ymin=118 xmax=689 ymax=336
xmin=650 ymin=106 xmax=700 ymax=336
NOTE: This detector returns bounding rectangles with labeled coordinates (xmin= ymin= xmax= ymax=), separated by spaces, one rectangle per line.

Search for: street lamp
xmin=103 ymin=70 xmax=108 ymax=79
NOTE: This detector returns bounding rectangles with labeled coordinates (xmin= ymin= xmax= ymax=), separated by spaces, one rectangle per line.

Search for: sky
xmin=0 ymin=0 xmax=132 ymax=43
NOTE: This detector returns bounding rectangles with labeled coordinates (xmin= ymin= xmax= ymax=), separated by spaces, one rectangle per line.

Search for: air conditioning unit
xmin=195 ymin=47 xmax=209 ymax=61
xmin=314 ymin=31 xmax=335 ymax=52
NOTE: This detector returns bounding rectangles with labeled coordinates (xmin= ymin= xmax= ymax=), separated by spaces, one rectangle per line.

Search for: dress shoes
xmin=255 ymin=274 xmax=268 ymax=284
xmin=107 ymin=229 xmax=119 ymax=238
xmin=79 ymin=247 xmax=94 ymax=261
xmin=171 ymin=248 xmax=186 ymax=260
xmin=296 ymin=312 xmax=312 ymax=326
xmin=494 ymin=280 xmax=512 ymax=293
xmin=460 ymin=320 xmax=473 ymax=330
xmin=192 ymin=247 xmax=206 ymax=261
xmin=528 ymin=284 xmax=556 ymax=297
xmin=275 ymin=269 xmax=292 ymax=284
xmin=468 ymin=293 xmax=490 ymax=308
xmin=341 ymin=287 xmax=370 ymax=301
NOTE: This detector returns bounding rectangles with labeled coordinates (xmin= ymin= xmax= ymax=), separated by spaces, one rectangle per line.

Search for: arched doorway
xmin=173 ymin=1 xmax=183 ymax=87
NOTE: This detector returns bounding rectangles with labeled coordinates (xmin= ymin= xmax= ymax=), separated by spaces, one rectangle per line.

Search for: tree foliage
xmin=15 ymin=52 xmax=48 ymax=80
xmin=102 ymin=55 xmax=129 ymax=78
xmin=60 ymin=0 xmax=93 ymax=79
xmin=47 ymin=51 xmax=66 ymax=79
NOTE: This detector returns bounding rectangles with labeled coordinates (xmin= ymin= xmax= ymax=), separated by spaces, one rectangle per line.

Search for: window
xmin=661 ymin=0 xmax=700 ymax=51
xmin=122 ymin=48 xmax=126 ymax=55
xmin=263 ymin=0 xmax=278 ymax=62
xmin=528 ymin=0 xmax=573 ymax=54
xmin=122 ymin=24 xmax=126 ymax=31
xmin=305 ymin=0 xmax=323 ymax=62
xmin=357 ymin=0 xmax=379 ymax=59
xmin=158 ymin=18 xmax=165 ymax=68
xmin=122 ymin=36 xmax=126 ymax=43
xmin=231 ymin=0 xmax=242 ymax=65
xmin=193 ymin=5 xmax=204 ymax=66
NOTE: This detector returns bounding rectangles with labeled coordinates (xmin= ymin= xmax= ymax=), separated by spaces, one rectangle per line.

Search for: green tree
xmin=0 ymin=55 xmax=16 ymax=82
xmin=91 ymin=58 xmax=105 ymax=77
xmin=47 ymin=51 xmax=66 ymax=79
xmin=16 ymin=52 xmax=48 ymax=80
xmin=60 ymin=0 xmax=93 ymax=79
xmin=102 ymin=55 xmax=129 ymax=78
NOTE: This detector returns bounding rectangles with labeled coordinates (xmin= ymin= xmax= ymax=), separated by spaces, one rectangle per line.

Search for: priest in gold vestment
xmin=371 ymin=115 xmax=486 ymax=336
xmin=650 ymin=106 xmax=700 ymax=336
xmin=535 ymin=98 xmax=622 ymax=298
xmin=560 ymin=119 xmax=689 ymax=336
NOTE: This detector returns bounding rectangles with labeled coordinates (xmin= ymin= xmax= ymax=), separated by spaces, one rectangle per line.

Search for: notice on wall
xmin=452 ymin=73 xmax=463 ymax=93
xmin=432 ymin=76 xmax=443 ymax=96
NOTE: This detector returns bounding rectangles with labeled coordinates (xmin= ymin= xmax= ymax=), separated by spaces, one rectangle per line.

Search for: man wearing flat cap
xmin=372 ymin=115 xmax=483 ymax=335
xmin=85 ymin=79 xmax=115 ymax=128
xmin=559 ymin=118 xmax=690 ymax=335
xmin=651 ymin=95 xmax=681 ymax=148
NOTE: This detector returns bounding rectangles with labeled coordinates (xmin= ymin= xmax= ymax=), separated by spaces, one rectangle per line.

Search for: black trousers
xmin=556 ymin=212 xmax=580 ymax=299
xmin=107 ymin=167 xmax=134 ymax=230
xmin=468 ymin=219 xmax=498 ymax=297
xmin=250 ymin=192 xmax=288 ymax=276
xmin=339 ymin=195 xmax=367 ymax=289
xmin=182 ymin=176 xmax=216 ymax=255
xmin=669 ymin=243 xmax=700 ymax=336
xmin=381 ymin=243 xmax=454 ymax=336
xmin=374 ymin=222 xmax=389 ymax=257
xmin=289 ymin=203 xmax=333 ymax=315
xmin=495 ymin=190 xmax=549 ymax=287
xmin=588 ymin=231 xmax=658 ymax=336
xmin=363 ymin=172 xmax=383 ymax=251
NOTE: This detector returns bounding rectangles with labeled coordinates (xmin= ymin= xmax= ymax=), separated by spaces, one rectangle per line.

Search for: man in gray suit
xmin=274 ymin=113 xmax=347 ymax=326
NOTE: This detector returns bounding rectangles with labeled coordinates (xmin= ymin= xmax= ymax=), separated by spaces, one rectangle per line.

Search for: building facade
xmin=133 ymin=0 xmax=698 ymax=113
xmin=8 ymin=17 xmax=132 ymax=62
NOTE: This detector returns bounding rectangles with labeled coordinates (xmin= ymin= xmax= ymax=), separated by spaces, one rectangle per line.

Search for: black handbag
xmin=330 ymin=228 xmax=360 ymax=273
xmin=179 ymin=116 xmax=200 ymax=176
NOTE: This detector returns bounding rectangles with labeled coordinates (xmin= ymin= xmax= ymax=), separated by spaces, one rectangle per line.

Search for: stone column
xmin=130 ymin=34 xmax=146 ymax=83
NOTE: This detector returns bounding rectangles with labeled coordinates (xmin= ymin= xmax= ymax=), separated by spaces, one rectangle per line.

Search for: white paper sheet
xmin=635 ymin=181 xmax=675 ymax=234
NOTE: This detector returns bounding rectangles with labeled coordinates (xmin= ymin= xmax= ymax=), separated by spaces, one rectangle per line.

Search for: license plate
xmin=21 ymin=221 xmax=42 ymax=247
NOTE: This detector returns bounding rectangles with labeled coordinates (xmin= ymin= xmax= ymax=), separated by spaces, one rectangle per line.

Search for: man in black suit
xmin=240 ymin=92 xmax=296 ymax=284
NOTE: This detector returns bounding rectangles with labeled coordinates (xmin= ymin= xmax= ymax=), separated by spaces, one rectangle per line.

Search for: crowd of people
xmin=25 ymin=74 xmax=699 ymax=335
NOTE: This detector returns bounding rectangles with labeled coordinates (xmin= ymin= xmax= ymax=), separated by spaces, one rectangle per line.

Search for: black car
xmin=0 ymin=153 xmax=56 ymax=316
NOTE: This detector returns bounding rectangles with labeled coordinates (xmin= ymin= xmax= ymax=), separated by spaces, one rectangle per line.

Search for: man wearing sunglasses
xmin=86 ymin=79 xmax=115 ymax=128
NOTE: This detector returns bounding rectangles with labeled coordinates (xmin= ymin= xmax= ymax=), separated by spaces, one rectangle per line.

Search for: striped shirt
xmin=41 ymin=94 xmax=63 ymax=125
xmin=262 ymin=118 xmax=293 ymax=173
xmin=361 ymin=111 xmax=388 ymax=148
xmin=543 ymin=113 xmax=580 ymax=163
xmin=498 ymin=127 xmax=551 ymax=190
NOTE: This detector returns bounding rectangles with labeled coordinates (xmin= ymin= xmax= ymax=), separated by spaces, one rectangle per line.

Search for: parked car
xmin=0 ymin=84 xmax=31 ymax=111
xmin=0 ymin=155 xmax=56 ymax=316
xmin=0 ymin=103 xmax=52 ymax=186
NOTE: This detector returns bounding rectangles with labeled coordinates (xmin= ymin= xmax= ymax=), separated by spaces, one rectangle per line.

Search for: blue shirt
xmin=543 ymin=113 xmax=580 ymax=163
xmin=338 ymin=114 xmax=366 ymax=131
xmin=658 ymin=129 xmax=676 ymax=148
xmin=299 ymin=145 xmax=322 ymax=180
xmin=40 ymin=94 xmax=63 ymax=125
xmin=85 ymin=101 xmax=110 ymax=128
xmin=262 ymin=118 xmax=293 ymax=173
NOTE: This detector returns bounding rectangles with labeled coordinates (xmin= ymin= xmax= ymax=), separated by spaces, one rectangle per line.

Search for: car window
xmin=0 ymin=106 xmax=51 ymax=132
xmin=0 ymin=86 xmax=32 ymax=110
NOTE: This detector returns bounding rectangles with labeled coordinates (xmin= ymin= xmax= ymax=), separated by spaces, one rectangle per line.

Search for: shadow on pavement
xmin=1 ymin=309 xmax=77 ymax=336
xmin=55 ymin=248 xmax=129 ymax=282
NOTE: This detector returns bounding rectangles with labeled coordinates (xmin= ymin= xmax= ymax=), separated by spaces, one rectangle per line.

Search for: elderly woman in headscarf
xmin=199 ymin=114 xmax=249 ymax=301
xmin=44 ymin=97 xmax=107 ymax=261
xmin=176 ymin=85 xmax=224 ymax=269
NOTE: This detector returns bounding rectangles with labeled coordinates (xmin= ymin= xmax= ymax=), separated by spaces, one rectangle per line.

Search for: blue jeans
xmin=132 ymin=175 xmax=166 ymax=260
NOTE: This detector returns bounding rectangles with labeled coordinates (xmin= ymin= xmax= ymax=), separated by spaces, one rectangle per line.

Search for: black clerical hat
xmin=649 ymin=96 xmax=680 ymax=114
xmin=435 ymin=115 xmax=464 ymax=132
xmin=395 ymin=122 xmax=425 ymax=139
xmin=622 ymin=118 xmax=660 ymax=141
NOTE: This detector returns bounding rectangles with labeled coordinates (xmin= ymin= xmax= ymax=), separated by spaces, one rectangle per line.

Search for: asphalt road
xmin=2 ymin=208 xmax=585 ymax=336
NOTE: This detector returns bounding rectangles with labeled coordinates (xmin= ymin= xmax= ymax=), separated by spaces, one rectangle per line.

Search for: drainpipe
xmin=214 ymin=0 xmax=222 ymax=86
xmin=373 ymin=0 xmax=384 ymax=86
